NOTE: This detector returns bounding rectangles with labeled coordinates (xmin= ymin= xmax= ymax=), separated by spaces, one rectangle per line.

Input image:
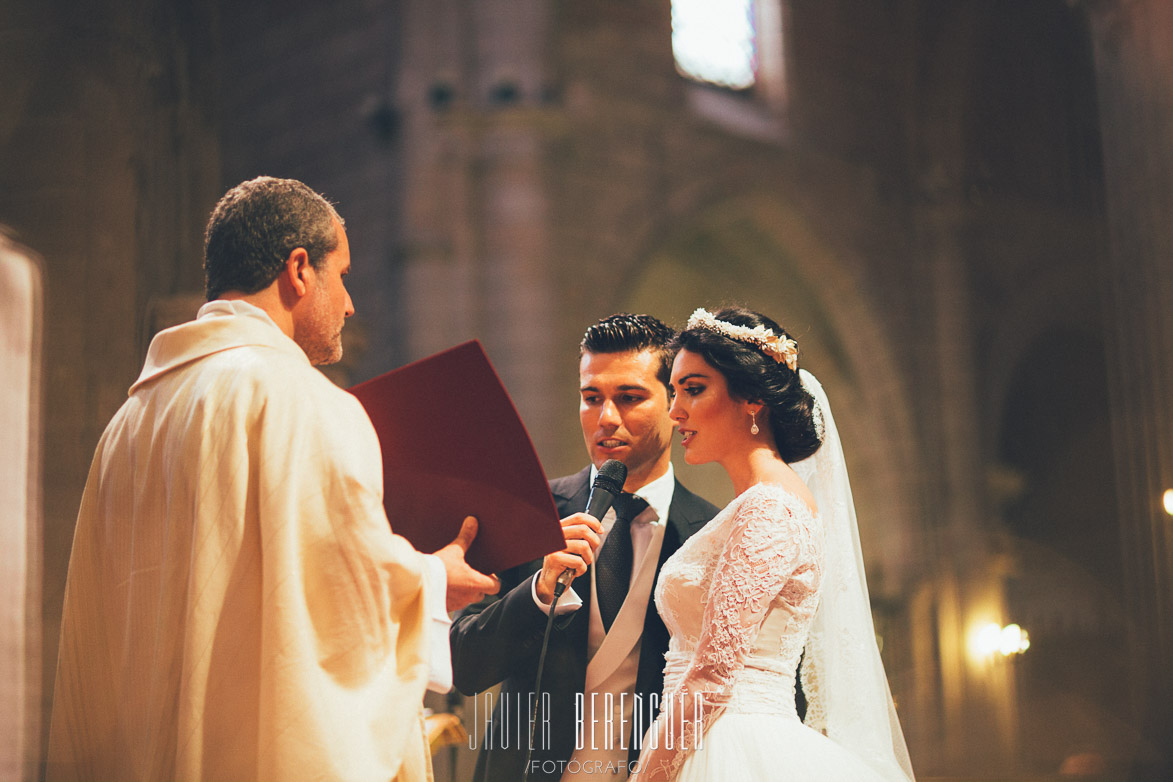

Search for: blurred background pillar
xmin=1081 ymin=1 xmax=1173 ymax=776
xmin=397 ymin=0 xmax=560 ymax=458
xmin=0 ymin=5 xmax=223 ymax=769
xmin=0 ymin=233 xmax=43 ymax=782
xmin=910 ymin=184 xmax=1018 ymax=774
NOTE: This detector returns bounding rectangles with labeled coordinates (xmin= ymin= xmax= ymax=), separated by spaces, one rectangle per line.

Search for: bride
xmin=631 ymin=307 xmax=915 ymax=782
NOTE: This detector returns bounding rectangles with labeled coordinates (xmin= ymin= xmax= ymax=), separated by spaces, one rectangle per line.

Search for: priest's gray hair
xmin=204 ymin=176 xmax=345 ymax=301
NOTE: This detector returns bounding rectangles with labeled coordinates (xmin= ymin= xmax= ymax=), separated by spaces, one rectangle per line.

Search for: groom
xmin=451 ymin=313 xmax=719 ymax=781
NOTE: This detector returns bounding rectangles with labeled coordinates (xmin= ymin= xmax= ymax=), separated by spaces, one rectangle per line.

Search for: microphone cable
xmin=521 ymin=577 xmax=570 ymax=782
xmin=521 ymin=459 xmax=626 ymax=782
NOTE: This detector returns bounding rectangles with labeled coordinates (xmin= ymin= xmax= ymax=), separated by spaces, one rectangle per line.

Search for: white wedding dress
xmin=637 ymin=374 xmax=915 ymax=782
xmin=642 ymin=483 xmax=880 ymax=780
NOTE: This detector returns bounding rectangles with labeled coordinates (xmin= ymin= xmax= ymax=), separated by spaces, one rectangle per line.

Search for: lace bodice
xmin=637 ymin=483 xmax=824 ymax=780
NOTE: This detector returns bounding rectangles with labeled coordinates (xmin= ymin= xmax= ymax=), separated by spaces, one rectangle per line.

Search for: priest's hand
xmin=435 ymin=516 xmax=500 ymax=612
xmin=535 ymin=512 xmax=603 ymax=604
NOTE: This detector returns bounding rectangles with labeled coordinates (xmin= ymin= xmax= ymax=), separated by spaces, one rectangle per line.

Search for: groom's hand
xmin=535 ymin=512 xmax=603 ymax=603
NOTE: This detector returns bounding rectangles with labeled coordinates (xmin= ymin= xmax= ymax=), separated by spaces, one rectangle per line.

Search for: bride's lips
xmin=678 ymin=428 xmax=696 ymax=447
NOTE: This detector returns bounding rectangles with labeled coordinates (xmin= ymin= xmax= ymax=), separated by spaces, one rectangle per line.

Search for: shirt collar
xmin=588 ymin=462 xmax=675 ymax=525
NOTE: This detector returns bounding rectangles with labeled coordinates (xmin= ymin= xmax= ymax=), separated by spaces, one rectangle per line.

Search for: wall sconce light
xmin=1163 ymin=489 xmax=1173 ymax=517
xmin=973 ymin=622 xmax=1030 ymax=659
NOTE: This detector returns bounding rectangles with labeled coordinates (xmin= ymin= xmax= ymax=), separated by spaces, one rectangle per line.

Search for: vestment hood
xmin=130 ymin=299 xmax=308 ymax=393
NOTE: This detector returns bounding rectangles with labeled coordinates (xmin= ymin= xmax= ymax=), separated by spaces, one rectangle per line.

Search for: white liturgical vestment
xmin=48 ymin=301 xmax=439 ymax=782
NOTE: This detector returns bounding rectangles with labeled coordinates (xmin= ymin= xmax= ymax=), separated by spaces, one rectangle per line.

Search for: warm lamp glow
xmin=999 ymin=623 xmax=1030 ymax=655
xmin=1163 ymin=489 xmax=1173 ymax=516
xmin=975 ymin=623 xmax=1003 ymax=658
xmin=972 ymin=621 xmax=1030 ymax=660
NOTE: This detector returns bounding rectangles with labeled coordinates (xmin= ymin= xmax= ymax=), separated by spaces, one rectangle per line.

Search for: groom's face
xmin=578 ymin=349 xmax=674 ymax=493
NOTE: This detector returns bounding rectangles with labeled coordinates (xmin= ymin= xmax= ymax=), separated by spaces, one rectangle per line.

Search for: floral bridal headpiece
xmin=686 ymin=308 xmax=799 ymax=370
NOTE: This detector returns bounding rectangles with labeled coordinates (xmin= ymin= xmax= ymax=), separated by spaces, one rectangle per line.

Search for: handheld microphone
xmin=555 ymin=459 xmax=627 ymax=595
xmin=524 ymin=460 xmax=627 ymax=782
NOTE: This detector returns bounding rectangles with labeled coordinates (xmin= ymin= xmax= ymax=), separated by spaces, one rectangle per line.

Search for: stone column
xmin=0 ymin=235 xmax=42 ymax=781
xmin=1080 ymin=1 xmax=1173 ymax=774
xmin=397 ymin=0 xmax=560 ymax=458
xmin=910 ymin=192 xmax=1017 ymax=775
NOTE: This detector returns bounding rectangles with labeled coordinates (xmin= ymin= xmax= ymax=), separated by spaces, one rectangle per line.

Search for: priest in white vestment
xmin=47 ymin=177 xmax=498 ymax=782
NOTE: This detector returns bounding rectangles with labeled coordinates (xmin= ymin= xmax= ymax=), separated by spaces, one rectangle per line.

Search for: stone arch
xmin=618 ymin=192 xmax=921 ymax=596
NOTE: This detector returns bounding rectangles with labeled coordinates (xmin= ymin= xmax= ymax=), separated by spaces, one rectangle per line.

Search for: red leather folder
xmin=349 ymin=340 xmax=564 ymax=574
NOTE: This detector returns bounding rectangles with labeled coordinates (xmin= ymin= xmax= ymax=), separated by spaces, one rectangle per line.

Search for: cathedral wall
xmin=5 ymin=0 xmax=1168 ymax=777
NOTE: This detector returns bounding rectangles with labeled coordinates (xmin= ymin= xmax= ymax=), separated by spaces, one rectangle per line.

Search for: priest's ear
xmin=282 ymin=247 xmax=315 ymax=299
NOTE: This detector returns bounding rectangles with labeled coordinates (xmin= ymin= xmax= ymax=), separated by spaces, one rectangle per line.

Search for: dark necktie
xmin=595 ymin=493 xmax=649 ymax=632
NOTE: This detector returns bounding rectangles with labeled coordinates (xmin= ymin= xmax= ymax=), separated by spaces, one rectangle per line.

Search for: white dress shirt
xmin=531 ymin=464 xmax=675 ymax=617
xmin=531 ymin=465 xmax=677 ymax=780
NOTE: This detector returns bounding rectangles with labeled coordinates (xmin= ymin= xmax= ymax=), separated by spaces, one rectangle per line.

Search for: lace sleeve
xmin=634 ymin=488 xmax=819 ymax=781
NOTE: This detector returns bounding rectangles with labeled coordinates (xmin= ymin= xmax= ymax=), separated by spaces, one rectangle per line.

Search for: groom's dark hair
xmin=580 ymin=313 xmax=676 ymax=392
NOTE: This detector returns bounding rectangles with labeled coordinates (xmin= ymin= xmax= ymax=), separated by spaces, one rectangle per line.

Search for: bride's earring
xmin=750 ymin=410 xmax=760 ymax=435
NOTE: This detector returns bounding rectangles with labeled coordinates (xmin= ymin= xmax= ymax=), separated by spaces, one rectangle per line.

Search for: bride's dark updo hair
xmin=673 ymin=306 xmax=822 ymax=463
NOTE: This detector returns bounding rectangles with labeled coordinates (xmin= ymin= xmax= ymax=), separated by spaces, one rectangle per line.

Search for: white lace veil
xmin=793 ymin=370 xmax=915 ymax=782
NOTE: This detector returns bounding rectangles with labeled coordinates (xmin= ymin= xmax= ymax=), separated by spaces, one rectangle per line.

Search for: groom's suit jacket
xmin=451 ymin=467 xmax=718 ymax=782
